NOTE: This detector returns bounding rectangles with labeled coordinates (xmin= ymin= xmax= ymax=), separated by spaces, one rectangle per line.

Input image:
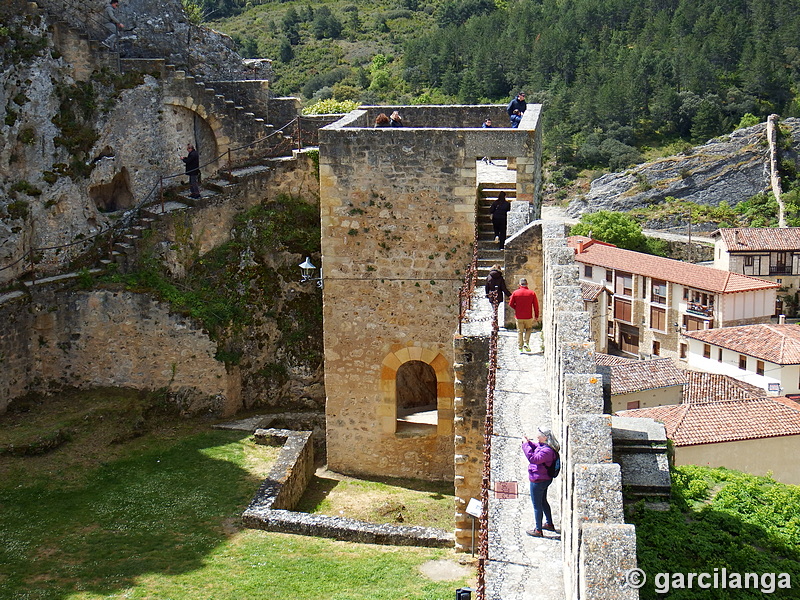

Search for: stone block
xmin=569 ymin=414 xmax=613 ymax=464
xmin=564 ymin=373 xmax=604 ymax=416
xmin=579 ymin=523 xmax=640 ymax=600
xmin=573 ymin=463 xmax=624 ymax=524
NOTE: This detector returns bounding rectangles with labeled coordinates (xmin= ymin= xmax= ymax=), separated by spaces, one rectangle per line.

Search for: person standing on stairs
xmin=182 ymin=143 xmax=201 ymax=199
xmin=485 ymin=265 xmax=511 ymax=306
xmin=508 ymin=278 xmax=539 ymax=353
xmin=489 ymin=191 xmax=511 ymax=249
xmin=102 ymin=0 xmax=125 ymax=50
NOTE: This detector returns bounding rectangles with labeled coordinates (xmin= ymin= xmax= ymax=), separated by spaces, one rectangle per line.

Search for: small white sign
xmin=466 ymin=498 xmax=482 ymax=518
xmin=768 ymin=383 xmax=781 ymax=392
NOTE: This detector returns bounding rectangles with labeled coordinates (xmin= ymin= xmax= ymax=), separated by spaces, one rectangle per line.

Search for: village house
xmin=570 ymin=237 xmax=780 ymax=359
xmin=712 ymin=227 xmax=800 ymax=316
xmin=617 ymin=395 xmax=800 ymax=485
xmin=595 ymin=353 xmax=686 ymax=412
xmin=683 ymin=322 xmax=800 ymax=396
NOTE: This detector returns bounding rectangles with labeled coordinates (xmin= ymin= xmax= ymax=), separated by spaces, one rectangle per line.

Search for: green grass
xmin=0 ymin=390 xmax=472 ymax=599
xmin=628 ymin=465 xmax=800 ymax=599
xmin=297 ymin=471 xmax=455 ymax=528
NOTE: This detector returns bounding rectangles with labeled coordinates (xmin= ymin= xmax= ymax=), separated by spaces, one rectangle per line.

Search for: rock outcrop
xmin=567 ymin=118 xmax=800 ymax=217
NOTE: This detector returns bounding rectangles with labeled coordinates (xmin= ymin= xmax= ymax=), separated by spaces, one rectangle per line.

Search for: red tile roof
xmin=714 ymin=227 xmax=800 ymax=252
xmin=569 ymin=238 xmax=779 ymax=294
xmin=684 ymin=324 xmax=800 ymax=365
xmin=595 ymin=353 xmax=636 ymax=367
xmin=683 ymin=371 xmax=766 ymax=403
xmin=581 ymin=280 xmax=605 ymax=302
xmin=617 ymin=396 xmax=800 ymax=445
xmin=607 ymin=358 xmax=687 ymax=395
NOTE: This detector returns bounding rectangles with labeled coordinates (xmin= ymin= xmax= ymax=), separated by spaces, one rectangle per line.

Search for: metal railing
xmin=475 ymin=290 xmax=500 ymax=600
xmin=0 ymin=116 xmax=306 ymax=284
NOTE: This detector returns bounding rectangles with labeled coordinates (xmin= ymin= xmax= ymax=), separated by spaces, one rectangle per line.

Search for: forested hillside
xmin=205 ymin=0 xmax=800 ymax=170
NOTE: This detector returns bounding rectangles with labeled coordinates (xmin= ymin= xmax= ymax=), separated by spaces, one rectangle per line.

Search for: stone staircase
xmin=476 ymin=182 xmax=516 ymax=277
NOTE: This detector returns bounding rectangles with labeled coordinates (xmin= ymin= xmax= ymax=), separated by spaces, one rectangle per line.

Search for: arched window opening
xmin=396 ymin=360 xmax=438 ymax=432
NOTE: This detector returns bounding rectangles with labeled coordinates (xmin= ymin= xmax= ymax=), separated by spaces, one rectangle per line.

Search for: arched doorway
xmin=396 ymin=359 xmax=438 ymax=432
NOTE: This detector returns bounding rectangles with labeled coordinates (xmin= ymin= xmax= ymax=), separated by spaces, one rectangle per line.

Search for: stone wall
xmin=452 ymin=332 xmax=489 ymax=552
xmin=503 ymin=221 xmax=544 ymax=330
xmin=240 ymin=427 xmax=453 ymax=547
xmin=541 ymin=222 xmax=640 ymax=600
xmin=318 ymin=105 xmax=542 ymax=481
xmin=0 ymin=288 xmax=239 ymax=415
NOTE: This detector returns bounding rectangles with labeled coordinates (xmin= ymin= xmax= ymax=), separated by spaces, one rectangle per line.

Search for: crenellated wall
xmin=541 ymin=222 xmax=640 ymax=600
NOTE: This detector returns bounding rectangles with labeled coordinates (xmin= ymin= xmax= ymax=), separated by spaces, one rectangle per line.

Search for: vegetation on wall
xmin=629 ymin=465 xmax=800 ymax=599
xmin=101 ymin=195 xmax=322 ymax=368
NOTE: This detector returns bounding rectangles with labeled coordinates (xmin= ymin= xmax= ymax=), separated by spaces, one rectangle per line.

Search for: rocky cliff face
xmin=567 ymin=118 xmax=800 ymax=217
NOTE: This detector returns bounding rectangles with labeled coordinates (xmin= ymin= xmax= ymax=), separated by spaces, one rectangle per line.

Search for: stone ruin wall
xmin=541 ymin=222 xmax=639 ymax=600
xmin=0 ymin=288 xmax=239 ymax=415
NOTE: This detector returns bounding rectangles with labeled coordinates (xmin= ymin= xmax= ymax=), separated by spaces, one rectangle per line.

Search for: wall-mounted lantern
xmin=299 ymin=256 xmax=323 ymax=288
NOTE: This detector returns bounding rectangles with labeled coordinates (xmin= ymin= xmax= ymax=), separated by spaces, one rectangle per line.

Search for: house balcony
xmin=769 ymin=265 xmax=794 ymax=275
xmin=686 ymin=302 xmax=713 ymax=317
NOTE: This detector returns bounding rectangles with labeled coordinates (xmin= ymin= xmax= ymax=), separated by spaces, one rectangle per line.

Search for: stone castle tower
xmin=318 ymin=105 xmax=542 ymax=480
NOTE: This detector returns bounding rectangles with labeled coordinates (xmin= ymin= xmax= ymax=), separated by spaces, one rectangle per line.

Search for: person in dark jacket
xmin=102 ymin=0 xmax=124 ymax=50
xmin=510 ymin=109 xmax=522 ymax=128
xmin=485 ymin=265 xmax=511 ymax=304
xmin=489 ymin=191 xmax=511 ymax=249
xmin=389 ymin=111 xmax=403 ymax=127
xmin=181 ymin=143 xmax=201 ymax=199
xmin=522 ymin=427 xmax=560 ymax=537
xmin=507 ymin=91 xmax=526 ymax=125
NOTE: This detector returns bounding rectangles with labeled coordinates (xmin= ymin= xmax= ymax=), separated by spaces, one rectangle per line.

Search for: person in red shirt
xmin=508 ymin=278 xmax=539 ymax=353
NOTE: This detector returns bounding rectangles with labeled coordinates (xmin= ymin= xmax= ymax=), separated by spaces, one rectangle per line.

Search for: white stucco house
xmin=683 ymin=323 xmax=800 ymax=396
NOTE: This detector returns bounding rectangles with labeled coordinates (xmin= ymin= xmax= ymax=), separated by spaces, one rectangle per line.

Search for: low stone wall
xmin=241 ymin=428 xmax=453 ymax=547
xmin=0 ymin=287 xmax=239 ymax=415
xmin=541 ymin=222 xmax=640 ymax=600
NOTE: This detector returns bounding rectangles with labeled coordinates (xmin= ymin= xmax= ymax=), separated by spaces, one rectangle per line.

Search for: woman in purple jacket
xmin=522 ymin=427 xmax=560 ymax=537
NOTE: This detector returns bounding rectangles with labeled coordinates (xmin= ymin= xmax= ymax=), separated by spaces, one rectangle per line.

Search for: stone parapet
xmin=541 ymin=222 xmax=642 ymax=600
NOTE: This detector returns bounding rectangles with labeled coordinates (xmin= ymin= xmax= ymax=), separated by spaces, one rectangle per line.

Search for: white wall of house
xmin=684 ymin=337 xmax=800 ymax=394
xmin=676 ymin=435 xmax=800 ymax=485
xmin=716 ymin=289 xmax=776 ymax=323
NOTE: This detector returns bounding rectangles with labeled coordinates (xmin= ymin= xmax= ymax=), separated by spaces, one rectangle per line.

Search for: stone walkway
xmin=468 ymin=293 xmax=565 ymax=600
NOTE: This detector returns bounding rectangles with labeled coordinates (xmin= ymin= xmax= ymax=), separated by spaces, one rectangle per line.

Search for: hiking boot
xmin=522 ymin=344 xmax=531 ymax=353
xmin=526 ymin=529 xmax=543 ymax=537
xmin=542 ymin=523 xmax=558 ymax=532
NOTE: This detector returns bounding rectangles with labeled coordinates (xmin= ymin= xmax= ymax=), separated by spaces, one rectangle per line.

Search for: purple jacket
xmin=522 ymin=440 xmax=556 ymax=482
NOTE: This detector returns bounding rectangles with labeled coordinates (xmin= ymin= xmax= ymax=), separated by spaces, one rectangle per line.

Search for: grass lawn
xmin=0 ymin=389 xmax=474 ymax=600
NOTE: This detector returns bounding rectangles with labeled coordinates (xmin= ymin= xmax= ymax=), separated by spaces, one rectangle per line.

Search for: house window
xmin=651 ymin=279 xmax=667 ymax=304
xmin=606 ymin=269 xmax=612 ymax=282
xmin=650 ymin=306 xmax=666 ymax=331
xmin=744 ymin=256 xmax=754 ymax=267
xmin=614 ymin=298 xmax=632 ymax=322
xmin=615 ymin=272 xmax=633 ymax=296
xmin=703 ymin=344 xmax=711 ymax=359
xmin=680 ymin=343 xmax=688 ymax=359
xmin=739 ymin=355 xmax=747 ymax=370
xmin=627 ymin=400 xmax=640 ymax=410
xmin=756 ymin=360 xmax=765 ymax=376
xmin=718 ymin=348 xmax=723 ymax=362
xmin=653 ymin=340 xmax=661 ymax=356
xmin=584 ymin=265 xmax=593 ymax=278
xmin=607 ymin=320 xmax=614 ymax=335
xmin=683 ymin=315 xmax=707 ymax=331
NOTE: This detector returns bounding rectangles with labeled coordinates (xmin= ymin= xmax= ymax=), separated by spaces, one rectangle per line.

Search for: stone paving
xmin=468 ymin=292 xmax=565 ymax=600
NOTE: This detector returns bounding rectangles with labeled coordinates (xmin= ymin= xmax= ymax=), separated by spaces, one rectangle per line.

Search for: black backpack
xmin=546 ymin=450 xmax=561 ymax=479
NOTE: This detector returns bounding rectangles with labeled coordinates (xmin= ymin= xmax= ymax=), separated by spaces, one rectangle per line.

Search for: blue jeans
xmin=530 ymin=479 xmax=552 ymax=531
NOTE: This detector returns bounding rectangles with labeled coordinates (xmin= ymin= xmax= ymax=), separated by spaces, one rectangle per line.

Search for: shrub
xmin=301 ymin=99 xmax=359 ymax=115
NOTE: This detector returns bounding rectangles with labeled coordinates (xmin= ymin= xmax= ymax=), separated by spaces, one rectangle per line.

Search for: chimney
xmin=780 ymin=314 xmax=786 ymax=325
